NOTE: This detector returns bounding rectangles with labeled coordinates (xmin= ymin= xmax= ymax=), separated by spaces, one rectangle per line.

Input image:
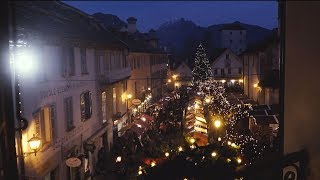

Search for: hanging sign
xmin=132 ymin=99 xmax=142 ymax=105
xmin=283 ymin=150 xmax=307 ymax=180
xmin=66 ymin=157 xmax=81 ymax=168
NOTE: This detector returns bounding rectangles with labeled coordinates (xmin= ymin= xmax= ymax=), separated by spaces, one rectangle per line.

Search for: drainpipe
xmin=9 ymin=2 xmax=25 ymax=179
xmin=1 ymin=2 xmax=19 ymax=180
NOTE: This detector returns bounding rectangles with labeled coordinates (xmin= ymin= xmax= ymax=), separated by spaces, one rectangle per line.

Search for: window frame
xmin=64 ymin=96 xmax=74 ymax=131
xmin=80 ymin=91 xmax=92 ymax=122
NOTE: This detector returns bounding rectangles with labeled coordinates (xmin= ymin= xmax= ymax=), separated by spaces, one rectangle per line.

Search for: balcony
xmin=98 ymin=67 xmax=131 ymax=84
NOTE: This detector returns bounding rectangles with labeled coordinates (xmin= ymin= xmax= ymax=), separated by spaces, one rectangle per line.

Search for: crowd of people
xmin=94 ymin=86 xmax=191 ymax=178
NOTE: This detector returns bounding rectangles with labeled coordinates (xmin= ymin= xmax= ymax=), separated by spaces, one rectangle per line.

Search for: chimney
xmin=127 ymin=17 xmax=137 ymax=34
xmin=148 ymin=29 xmax=159 ymax=48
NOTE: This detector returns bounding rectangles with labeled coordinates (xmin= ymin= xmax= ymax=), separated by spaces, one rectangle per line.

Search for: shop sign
xmin=132 ymin=99 xmax=141 ymax=105
xmin=283 ymin=149 xmax=308 ymax=180
xmin=66 ymin=157 xmax=81 ymax=168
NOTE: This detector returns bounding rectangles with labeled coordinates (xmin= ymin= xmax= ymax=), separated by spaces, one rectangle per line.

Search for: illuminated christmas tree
xmin=192 ymin=44 xmax=213 ymax=84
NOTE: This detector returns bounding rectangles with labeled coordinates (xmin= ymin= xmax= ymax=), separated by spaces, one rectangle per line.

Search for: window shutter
xmin=61 ymin=48 xmax=67 ymax=77
xmin=34 ymin=112 xmax=41 ymax=137
xmin=80 ymin=93 xmax=85 ymax=121
xmin=69 ymin=47 xmax=75 ymax=76
xmin=50 ymin=105 xmax=56 ymax=141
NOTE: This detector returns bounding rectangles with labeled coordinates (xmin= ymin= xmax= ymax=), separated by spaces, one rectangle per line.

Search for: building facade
xmin=242 ymin=30 xmax=279 ymax=105
xmin=211 ymin=48 xmax=243 ymax=84
xmin=13 ymin=1 xmax=130 ymax=179
xmin=171 ymin=61 xmax=193 ymax=88
xmin=122 ymin=18 xmax=169 ymax=103
xmin=220 ymin=23 xmax=247 ymax=55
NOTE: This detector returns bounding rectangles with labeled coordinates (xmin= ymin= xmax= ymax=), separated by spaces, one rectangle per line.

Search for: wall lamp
xmin=15 ymin=118 xmax=41 ymax=156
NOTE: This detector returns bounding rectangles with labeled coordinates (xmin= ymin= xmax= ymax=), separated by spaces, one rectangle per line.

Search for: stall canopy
xmin=138 ymin=113 xmax=154 ymax=122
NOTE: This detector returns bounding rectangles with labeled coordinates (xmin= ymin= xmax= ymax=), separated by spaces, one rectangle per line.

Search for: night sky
xmin=63 ymin=1 xmax=278 ymax=32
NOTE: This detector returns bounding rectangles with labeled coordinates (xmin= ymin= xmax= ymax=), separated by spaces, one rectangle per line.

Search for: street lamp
xmin=27 ymin=135 xmax=41 ymax=156
xmin=211 ymin=151 xmax=217 ymax=157
xmin=172 ymin=74 xmax=178 ymax=80
xmin=16 ymin=134 xmax=41 ymax=157
xmin=165 ymin=152 xmax=170 ymax=157
xmin=116 ymin=156 xmax=122 ymax=163
xmin=237 ymin=157 xmax=242 ymax=164
xmin=127 ymin=94 xmax=132 ymax=99
xmin=214 ymin=120 xmax=222 ymax=128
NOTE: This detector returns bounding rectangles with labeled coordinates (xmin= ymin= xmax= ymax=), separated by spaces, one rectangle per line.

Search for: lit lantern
xmin=211 ymin=151 xmax=217 ymax=157
xmin=116 ymin=156 xmax=122 ymax=163
xmin=127 ymin=94 xmax=132 ymax=99
xmin=151 ymin=161 xmax=156 ymax=167
xmin=28 ymin=135 xmax=41 ymax=156
xmin=165 ymin=152 xmax=170 ymax=157
xmin=214 ymin=120 xmax=222 ymax=128
xmin=237 ymin=157 xmax=242 ymax=164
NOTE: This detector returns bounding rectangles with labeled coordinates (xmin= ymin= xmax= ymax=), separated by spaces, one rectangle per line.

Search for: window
xmin=230 ymin=40 xmax=233 ymax=44
xmin=239 ymin=68 xmax=242 ymax=74
xmin=67 ymin=47 xmax=75 ymax=76
xmin=239 ymin=40 xmax=242 ymax=43
xmin=34 ymin=105 xmax=55 ymax=146
xmin=64 ymin=97 xmax=74 ymax=131
xmin=221 ymin=69 xmax=225 ymax=76
xmin=101 ymin=92 xmax=107 ymax=124
xmin=60 ymin=48 xmax=67 ymax=77
xmin=137 ymin=59 xmax=140 ymax=69
xmin=123 ymin=54 xmax=127 ymax=68
xmin=105 ymin=52 xmax=111 ymax=71
xmin=230 ymin=31 xmax=232 ymax=35
xmin=240 ymin=31 xmax=242 ymax=35
xmin=214 ymin=69 xmax=217 ymax=75
xmin=228 ymin=68 xmax=231 ymax=74
xmin=112 ymin=88 xmax=117 ymax=114
xmin=99 ymin=55 xmax=104 ymax=74
xmin=61 ymin=47 xmax=75 ymax=77
xmin=80 ymin=91 xmax=92 ymax=121
xmin=81 ymin=48 xmax=88 ymax=74
xmin=226 ymin=54 xmax=229 ymax=59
